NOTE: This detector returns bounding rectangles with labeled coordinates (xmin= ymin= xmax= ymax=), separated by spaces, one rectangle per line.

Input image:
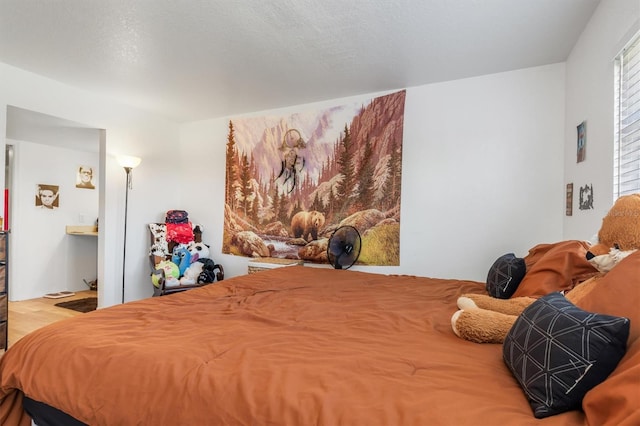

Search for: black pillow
xmin=486 ymin=253 xmax=526 ymax=299
xmin=503 ymin=292 xmax=629 ymax=418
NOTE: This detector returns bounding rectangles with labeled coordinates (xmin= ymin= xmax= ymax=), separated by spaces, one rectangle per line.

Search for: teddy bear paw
xmin=450 ymin=308 xmax=513 ymax=344
xmin=456 ymin=296 xmax=478 ymax=310
xmin=451 ymin=309 xmax=493 ymax=343
xmin=451 ymin=309 xmax=465 ymax=338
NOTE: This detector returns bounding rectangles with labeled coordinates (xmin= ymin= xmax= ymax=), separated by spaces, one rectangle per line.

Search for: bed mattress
xmin=0 ymin=266 xmax=592 ymax=425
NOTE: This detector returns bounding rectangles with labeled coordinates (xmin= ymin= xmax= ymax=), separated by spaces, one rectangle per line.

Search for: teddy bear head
xmin=587 ymin=193 xmax=640 ymax=258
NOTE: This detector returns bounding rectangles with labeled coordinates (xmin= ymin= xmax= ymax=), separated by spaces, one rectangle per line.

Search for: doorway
xmin=5 ymin=106 xmax=101 ymax=302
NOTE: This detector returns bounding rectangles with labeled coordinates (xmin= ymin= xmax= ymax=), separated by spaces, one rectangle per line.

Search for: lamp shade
xmin=117 ymin=155 xmax=142 ymax=169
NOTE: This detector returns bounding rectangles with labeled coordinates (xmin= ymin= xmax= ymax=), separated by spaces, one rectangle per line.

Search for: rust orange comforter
xmin=0 ymin=267 xmax=587 ymax=425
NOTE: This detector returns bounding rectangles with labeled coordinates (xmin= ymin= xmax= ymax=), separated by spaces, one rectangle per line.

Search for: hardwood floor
xmin=7 ymin=290 xmax=96 ymax=348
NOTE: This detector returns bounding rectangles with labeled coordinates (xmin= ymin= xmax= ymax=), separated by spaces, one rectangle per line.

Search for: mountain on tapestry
xmin=223 ymin=90 xmax=405 ymax=266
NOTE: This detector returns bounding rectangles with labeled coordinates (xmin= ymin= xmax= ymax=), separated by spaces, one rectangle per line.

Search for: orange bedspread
xmin=0 ymin=267 xmax=587 ymax=425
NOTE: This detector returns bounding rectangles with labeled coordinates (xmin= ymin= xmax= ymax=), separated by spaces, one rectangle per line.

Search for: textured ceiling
xmin=0 ymin=0 xmax=600 ymax=123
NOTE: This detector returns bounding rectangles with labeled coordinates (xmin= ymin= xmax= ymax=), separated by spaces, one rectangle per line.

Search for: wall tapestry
xmin=222 ymin=90 xmax=406 ymax=266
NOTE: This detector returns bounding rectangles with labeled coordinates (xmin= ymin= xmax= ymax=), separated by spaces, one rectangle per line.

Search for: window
xmin=614 ymin=32 xmax=640 ymax=199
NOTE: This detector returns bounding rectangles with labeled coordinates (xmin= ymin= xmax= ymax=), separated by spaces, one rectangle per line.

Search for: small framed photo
xmin=36 ymin=184 xmax=60 ymax=209
xmin=577 ymin=121 xmax=586 ymax=163
xmin=579 ymin=184 xmax=594 ymax=210
xmin=566 ymin=183 xmax=573 ymax=216
xmin=76 ymin=165 xmax=95 ymax=189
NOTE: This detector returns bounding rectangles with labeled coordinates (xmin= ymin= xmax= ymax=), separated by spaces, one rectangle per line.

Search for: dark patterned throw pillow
xmin=503 ymin=292 xmax=629 ymax=418
xmin=486 ymin=253 xmax=526 ymax=299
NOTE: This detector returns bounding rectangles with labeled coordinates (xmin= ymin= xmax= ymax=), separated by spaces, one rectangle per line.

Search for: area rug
xmin=54 ymin=297 xmax=97 ymax=313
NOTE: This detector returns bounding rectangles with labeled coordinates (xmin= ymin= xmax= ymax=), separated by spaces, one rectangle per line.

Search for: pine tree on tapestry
xmin=277 ymin=191 xmax=288 ymax=224
xmin=239 ymin=153 xmax=252 ymax=216
xmin=326 ymin=187 xmax=336 ymax=222
xmin=310 ymin=191 xmax=322 ymax=212
xmin=250 ymin=197 xmax=259 ymax=224
xmin=225 ymin=121 xmax=238 ymax=210
xmin=383 ymin=141 xmax=401 ymax=209
xmin=271 ymin=190 xmax=280 ymax=224
xmin=335 ymin=125 xmax=355 ymax=216
xmin=291 ymin=200 xmax=302 ymax=224
xmin=392 ymin=145 xmax=402 ymax=207
xmin=356 ymin=137 xmax=375 ymax=211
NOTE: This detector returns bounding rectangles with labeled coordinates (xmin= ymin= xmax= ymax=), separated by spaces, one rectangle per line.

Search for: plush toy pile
xmin=149 ymin=210 xmax=224 ymax=291
xmin=451 ymin=193 xmax=640 ymax=344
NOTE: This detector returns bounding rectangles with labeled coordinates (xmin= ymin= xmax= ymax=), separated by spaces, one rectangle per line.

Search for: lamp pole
xmin=122 ymin=167 xmax=132 ymax=304
xmin=117 ymin=155 xmax=141 ymax=304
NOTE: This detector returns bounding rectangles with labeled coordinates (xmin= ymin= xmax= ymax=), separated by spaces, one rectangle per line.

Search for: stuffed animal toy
xmin=187 ymin=241 xmax=210 ymax=262
xmin=180 ymin=262 xmax=205 ymax=285
xmin=177 ymin=242 xmax=214 ymax=284
xmin=451 ymin=193 xmax=640 ymax=343
xmin=587 ymin=193 xmax=640 ymax=257
xmin=171 ymin=247 xmax=192 ymax=277
xmin=197 ymin=258 xmax=225 ymax=283
xmin=451 ymin=247 xmax=636 ymax=343
xmin=154 ymin=260 xmax=180 ymax=288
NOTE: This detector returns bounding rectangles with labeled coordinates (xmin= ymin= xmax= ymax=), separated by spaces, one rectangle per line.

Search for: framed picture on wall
xmin=577 ymin=121 xmax=586 ymax=163
xmin=76 ymin=165 xmax=95 ymax=189
xmin=35 ymin=184 xmax=59 ymax=210
xmin=566 ymin=183 xmax=573 ymax=216
xmin=579 ymin=183 xmax=594 ymax=210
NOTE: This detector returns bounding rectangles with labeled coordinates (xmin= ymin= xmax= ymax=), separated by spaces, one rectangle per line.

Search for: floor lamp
xmin=117 ymin=155 xmax=142 ymax=303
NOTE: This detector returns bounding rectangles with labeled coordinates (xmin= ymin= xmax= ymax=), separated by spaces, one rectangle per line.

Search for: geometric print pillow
xmin=503 ymin=292 xmax=630 ymax=418
xmin=486 ymin=253 xmax=526 ymax=299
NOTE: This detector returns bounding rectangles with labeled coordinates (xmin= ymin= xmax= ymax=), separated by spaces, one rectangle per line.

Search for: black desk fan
xmin=327 ymin=226 xmax=361 ymax=269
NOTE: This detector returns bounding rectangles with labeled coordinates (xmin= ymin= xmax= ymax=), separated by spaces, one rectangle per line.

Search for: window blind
xmin=614 ymin=33 xmax=640 ymax=199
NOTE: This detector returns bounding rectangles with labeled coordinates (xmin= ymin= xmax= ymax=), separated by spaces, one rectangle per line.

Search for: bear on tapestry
xmin=222 ymin=90 xmax=406 ymax=266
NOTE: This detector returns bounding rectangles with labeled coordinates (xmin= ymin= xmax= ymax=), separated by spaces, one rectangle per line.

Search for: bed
xmin=0 ymin=246 xmax=638 ymax=425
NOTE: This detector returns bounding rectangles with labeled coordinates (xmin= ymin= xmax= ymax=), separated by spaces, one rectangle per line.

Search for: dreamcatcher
xmin=275 ymin=128 xmax=306 ymax=193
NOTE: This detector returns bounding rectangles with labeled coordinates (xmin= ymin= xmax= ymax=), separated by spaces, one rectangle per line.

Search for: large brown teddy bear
xmin=588 ymin=193 xmax=640 ymax=257
xmin=291 ymin=210 xmax=326 ymax=242
xmin=451 ymin=193 xmax=640 ymax=344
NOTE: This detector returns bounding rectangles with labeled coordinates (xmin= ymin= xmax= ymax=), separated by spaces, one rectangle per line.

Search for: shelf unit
xmin=65 ymin=225 xmax=98 ymax=237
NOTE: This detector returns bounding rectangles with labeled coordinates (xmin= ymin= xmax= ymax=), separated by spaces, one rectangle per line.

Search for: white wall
xmin=0 ymin=63 xmax=182 ymax=306
xmin=180 ymin=63 xmax=567 ymax=282
xmin=3 ymin=0 xmax=632 ymax=301
xmin=563 ymin=0 xmax=640 ymax=239
xmin=9 ymin=139 xmax=98 ymax=300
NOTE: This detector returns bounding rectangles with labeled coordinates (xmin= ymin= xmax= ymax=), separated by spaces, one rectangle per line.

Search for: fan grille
xmin=327 ymin=226 xmax=361 ymax=269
